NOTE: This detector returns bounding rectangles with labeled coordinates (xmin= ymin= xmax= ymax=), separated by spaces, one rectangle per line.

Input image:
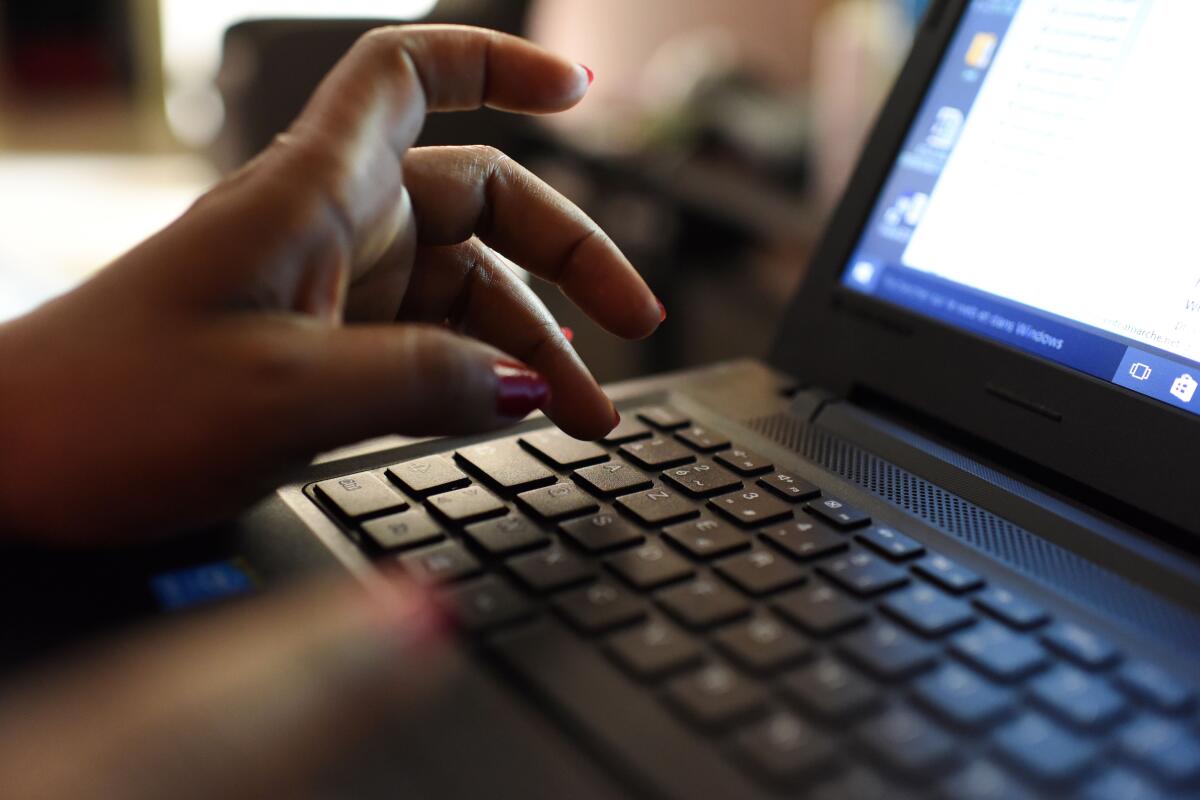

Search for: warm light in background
xmin=159 ymin=0 xmax=438 ymax=146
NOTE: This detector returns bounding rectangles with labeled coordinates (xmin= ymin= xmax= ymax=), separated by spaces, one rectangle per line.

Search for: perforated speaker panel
xmin=745 ymin=412 xmax=1200 ymax=646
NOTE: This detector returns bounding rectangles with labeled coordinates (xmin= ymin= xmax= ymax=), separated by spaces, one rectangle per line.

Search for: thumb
xmin=0 ymin=572 xmax=454 ymax=800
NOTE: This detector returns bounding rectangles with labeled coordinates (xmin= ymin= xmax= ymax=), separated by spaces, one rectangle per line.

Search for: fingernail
xmin=580 ymin=63 xmax=594 ymax=86
xmin=612 ymin=408 xmax=621 ymax=428
xmin=561 ymin=326 xmax=575 ymax=343
xmin=495 ymin=360 xmax=551 ymax=418
xmin=657 ymin=298 xmax=667 ymax=323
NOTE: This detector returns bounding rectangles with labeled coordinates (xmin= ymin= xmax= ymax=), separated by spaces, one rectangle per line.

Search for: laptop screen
xmin=841 ymin=0 xmax=1200 ymax=416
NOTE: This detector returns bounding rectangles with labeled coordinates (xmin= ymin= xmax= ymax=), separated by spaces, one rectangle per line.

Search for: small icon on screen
xmin=927 ymin=107 xmax=964 ymax=150
xmin=882 ymin=192 xmax=930 ymax=229
xmin=850 ymin=261 xmax=877 ymax=287
xmin=1170 ymin=373 xmax=1198 ymax=403
xmin=965 ymin=33 xmax=998 ymax=69
xmin=1128 ymin=362 xmax=1153 ymax=381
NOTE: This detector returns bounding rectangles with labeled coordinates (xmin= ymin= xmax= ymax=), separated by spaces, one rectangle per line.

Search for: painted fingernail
xmin=580 ymin=64 xmax=595 ymax=86
xmin=561 ymin=326 xmax=575 ymax=343
xmin=612 ymin=408 xmax=621 ymax=428
xmin=495 ymin=360 xmax=551 ymax=418
xmin=657 ymin=298 xmax=667 ymax=323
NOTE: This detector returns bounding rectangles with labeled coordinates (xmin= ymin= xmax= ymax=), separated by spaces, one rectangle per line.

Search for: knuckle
xmin=356 ymin=26 xmax=412 ymax=75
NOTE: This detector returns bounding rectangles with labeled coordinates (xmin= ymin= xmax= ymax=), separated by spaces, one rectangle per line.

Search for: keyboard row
xmin=307 ymin=404 xmax=1200 ymax=798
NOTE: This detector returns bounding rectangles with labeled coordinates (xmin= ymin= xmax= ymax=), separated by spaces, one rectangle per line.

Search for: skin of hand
xmin=0 ymin=25 xmax=663 ymax=545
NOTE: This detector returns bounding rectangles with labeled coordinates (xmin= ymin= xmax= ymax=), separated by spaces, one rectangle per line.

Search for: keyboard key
xmin=559 ymin=509 xmax=645 ymax=553
xmin=761 ymin=519 xmax=846 ymax=560
xmin=838 ymin=621 xmax=937 ymax=680
xmin=772 ymin=581 xmax=866 ymax=636
xmin=398 ymin=541 xmax=482 ymax=584
xmin=950 ymin=621 xmax=1048 ymax=681
xmin=757 ymin=471 xmax=820 ymax=502
xmin=994 ymin=711 xmax=1099 ymax=783
xmin=1116 ymin=661 xmax=1196 ymax=714
xmin=508 ymin=546 xmax=594 ymax=592
xmin=810 ymin=767 xmax=909 ymax=800
xmin=657 ymin=577 xmax=750 ymax=629
xmin=732 ymin=711 xmax=837 ymax=785
xmin=660 ymin=460 xmax=742 ymax=498
xmin=456 ymin=440 xmax=556 ymax=492
xmin=713 ymin=547 xmax=805 ymax=596
xmin=607 ymin=541 xmax=694 ymax=589
xmin=1040 ymin=621 xmax=1121 ymax=669
xmin=857 ymin=705 xmax=957 ymax=780
xmin=553 ymin=580 xmax=645 ymax=634
xmin=675 ymin=425 xmax=730 ymax=453
xmin=1118 ymin=715 xmax=1200 ymax=785
xmin=1080 ymin=768 xmax=1167 ymax=800
xmin=710 ymin=488 xmax=792 ymax=528
xmin=913 ymin=662 xmax=1014 ymax=729
xmin=636 ymin=405 xmax=690 ymax=430
xmin=606 ymin=618 xmax=704 ymax=679
xmin=571 ymin=459 xmax=652 ymax=497
xmin=519 ymin=430 xmax=608 ymax=468
xmin=780 ymin=656 xmax=882 ymax=721
xmin=602 ymin=415 xmax=652 ymax=444
xmin=1028 ymin=664 xmax=1128 ymax=729
xmin=315 ymin=472 xmax=407 ymax=518
xmin=714 ymin=446 xmax=773 ymax=476
xmin=818 ymin=550 xmax=910 ymax=597
xmin=424 ymin=484 xmax=507 ymax=524
xmin=913 ymin=553 xmax=985 ymax=594
xmin=940 ymin=760 xmax=1037 ymax=800
xmin=972 ymin=586 xmax=1049 ymax=630
xmin=619 ymin=437 xmax=695 ymax=470
xmin=386 ymin=456 xmax=468 ymax=497
xmin=360 ymin=508 xmax=444 ymax=552
xmin=880 ymin=584 xmax=976 ymax=636
xmin=856 ymin=525 xmax=924 ymax=561
xmin=616 ymin=485 xmax=699 ymax=527
xmin=662 ymin=516 xmax=749 ymax=559
xmin=449 ymin=575 xmax=534 ymax=633
xmin=665 ymin=664 xmax=769 ymax=730
xmin=805 ymin=496 xmax=870 ymax=529
xmin=462 ymin=514 xmax=548 ymax=556
xmin=516 ymin=481 xmax=600 ymax=521
xmin=713 ymin=615 xmax=811 ymax=673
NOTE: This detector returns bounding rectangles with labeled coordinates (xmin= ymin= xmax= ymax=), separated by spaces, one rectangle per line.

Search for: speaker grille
xmin=746 ymin=412 xmax=1200 ymax=645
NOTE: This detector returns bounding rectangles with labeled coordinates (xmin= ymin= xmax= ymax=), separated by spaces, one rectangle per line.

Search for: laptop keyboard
xmin=307 ymin=405 xmax=1200 ymax=799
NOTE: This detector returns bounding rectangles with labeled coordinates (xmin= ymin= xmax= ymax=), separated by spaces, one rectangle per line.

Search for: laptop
xmin=237 ymin=1 xmax=1200 ymax=797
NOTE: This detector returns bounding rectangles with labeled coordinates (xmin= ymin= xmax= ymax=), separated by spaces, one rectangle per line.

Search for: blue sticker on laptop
xmin=150 ymin=559 xmax=257 ymax=611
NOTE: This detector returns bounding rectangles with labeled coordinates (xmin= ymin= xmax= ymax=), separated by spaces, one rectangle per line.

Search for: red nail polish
xmin=612 ymin=408 xmax=621 ymax=428
xmin=494 ymin=360 xmax=550 ymax=418
xmin=581 ymin=64 xmax=594 ymax=86
xmin=561 ymin=326 xmax=574 ymax=343
xmin=657 ymin=299 xmax=667 ymax=323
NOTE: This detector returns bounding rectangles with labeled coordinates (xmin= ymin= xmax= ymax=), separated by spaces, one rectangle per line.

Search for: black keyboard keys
xmin=757 ymin=471 xmax=820 ymax=502
xmin=462 ymin=514 xmax=548 ymax=556
xmin=1040 ymin=621 xmax=1121 ymax=670
xmin=665 ymin=664 xmax=769 ymax=730
xmin=881 ymin=584 xmax=976 ymax=636
xmin=553 ymin=580 xmax=645 ymax=634
xmin=456 ymin=440 xmax=555 ymax=492
xmin=780 ymin=657 xmax=882 ymax=721
xmin=857 ymin=525 xmax=925 ymax=561
xmin=912 ymin=662 xmax=1014 ymax=729
xmin=559 ymin=510 xmax=645 ymax=553
xmin=660 ymin=460 xmax=741 ymax=497
xmin=675 ymin=425 xmax=730 ymax=453
xmin=714 ymin=615 xmax=812 ymax=673
xmin=973 ymin=586 xmax=1049 ymax=630
xmin=733 ymin=711 xmax=837 ymax=785
xmin=1117 ymin=714 xmax=1200 ymax=785
xmin=315 ymin=472 xmax=407 ymax=518
xmin=806 ymin=496 xmax=871 ymax=529
xmin=606 ymin=618 xmax=703 ymax=679
xmin=761 ymin=519 xmax=847 ymax=560
xmin=517 ymin=481 xmax=599 ymax=521
xmin=772 ymin=582 xmax=866 ymax=636
xmin=619 ymin=437 xmax=695 ymax=470
xmin=572 ymin=459 xmax=652 ymax=497
xmin=913 ymin=553 xmax=985 ymax=594
xmin=657 ymin=577 xmax=750 ymax=629
xmin=603 ymin=415 xmax=652 ymax=444
xmin=508 ymin=546 xmax=594 ymax=592
xmin=636 ymin=405 xmax=690 ymax=430
xmin=714 ymin=547 xmax=805 ymax=596
xmin=857 ymin=705 xmax=957 ymax=780
xmin=386 ymin=455 xmax=469 ymax=497
xmin=994 ymin=711 xmax=1099 ymax=783
xmin=398 ymin=541 xmax=482 ymax=584
xmin=710 ymin=489 xmax=792 ymax=528
xmin=950 ymin=621 xmax=1048 ymax=682
xmin=714 ymin=446 xmax=773 ymax=477
xmin=425 ymin=484 xmax=507 ymax=524
xmin=818 ymin=550 xmax=910 ymax=597
xmin=838 ymin=621 xmax=937 ymax=680
xmin=360 ymin=508 xmax=444 ymax=552
xmin=662 ymin=516 xmax=748 ymax=559
xmin=607 ymin=541 xmax=694 ymax=589
xmin=519 ymin=430 xmax=608 ymax=468
xmin=1028 ymin=664 xmax=1128 ymax=729
xmin=616 ymin=485 xmax=698 ymax=527
xmin=449 ymin=576 xmax=534 ymax=633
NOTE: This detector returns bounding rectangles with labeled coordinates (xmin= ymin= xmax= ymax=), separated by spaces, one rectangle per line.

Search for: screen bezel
xmin=770 ymin=0 xmax=1200 ymax=539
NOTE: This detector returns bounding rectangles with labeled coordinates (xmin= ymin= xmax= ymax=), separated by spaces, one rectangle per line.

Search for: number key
xmin=619 ymin=437 xmax=695 ymax=470
xmin=710 ymin=489 xmax=792 ymax=528
xmin=714 ymin=446 xmax=773 ymax=476
xmin=757 ymin=471 xmax=820 ymax=502
xmin=661 ymin=459 xmax=742 ymax=497
xmin=675 ymin=425 xmax=731 ymax=453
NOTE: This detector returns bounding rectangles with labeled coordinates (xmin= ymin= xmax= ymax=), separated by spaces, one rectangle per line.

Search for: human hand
xmin=0 ymin=26 xmax=663 ymax=543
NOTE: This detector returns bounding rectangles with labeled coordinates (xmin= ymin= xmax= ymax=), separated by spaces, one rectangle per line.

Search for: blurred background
xmin=0 ymin=0 xmax=926 ymax=380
